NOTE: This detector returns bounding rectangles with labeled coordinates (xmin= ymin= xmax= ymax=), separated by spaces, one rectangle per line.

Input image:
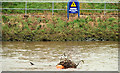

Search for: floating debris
xmin=56 ymin=53 xmax=84 ymax=69
xmin=30 ymin=62 xmax=34 ymax=65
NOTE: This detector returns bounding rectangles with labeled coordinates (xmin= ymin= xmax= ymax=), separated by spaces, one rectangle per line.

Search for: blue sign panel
xmin=69 ymin=2 xmax=78 ymax=13
xmin=67 ymin=0 xmax=80 ymax=20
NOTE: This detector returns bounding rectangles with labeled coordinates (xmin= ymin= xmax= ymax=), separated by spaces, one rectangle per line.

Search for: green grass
xmin=1 ymin=2 xmax=119 ymax=41
xmin=2 ymin=2 xmax=119 ymax=14
xmin=2 ymin=14 xmax=119 ymax=41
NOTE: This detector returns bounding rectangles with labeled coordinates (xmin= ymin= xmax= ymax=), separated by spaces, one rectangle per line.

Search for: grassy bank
xmin=2 ymin=14 xmax=119 ymax=41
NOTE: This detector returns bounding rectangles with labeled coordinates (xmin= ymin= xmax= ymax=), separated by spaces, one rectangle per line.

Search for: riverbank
xmin=2 ymin=14 xmax=119 ymax=41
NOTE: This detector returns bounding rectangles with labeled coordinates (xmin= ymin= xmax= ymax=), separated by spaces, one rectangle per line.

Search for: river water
xmin=1 ymin=41 xmax=118 ymax=71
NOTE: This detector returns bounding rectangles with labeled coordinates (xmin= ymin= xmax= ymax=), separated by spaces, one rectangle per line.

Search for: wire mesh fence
xmin=0 ymin=1 xmax=119 ymax=16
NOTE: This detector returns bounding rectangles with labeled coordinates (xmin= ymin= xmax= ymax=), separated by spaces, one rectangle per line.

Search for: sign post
xmin=67 ymin=0 xmax=80 ymax=20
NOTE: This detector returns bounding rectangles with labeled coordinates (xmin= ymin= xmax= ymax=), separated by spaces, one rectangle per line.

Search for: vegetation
xmin=1 ymin=2 xmax=119 ymax=41
xmin=2 ymin=2 xmax=118 ymax=14
xmin=2 ymin=14 xmax=119 ymax=41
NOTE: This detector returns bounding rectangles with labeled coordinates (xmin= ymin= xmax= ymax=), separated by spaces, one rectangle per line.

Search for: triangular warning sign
xmin=71 ymin=2 xmax=76 ymax=7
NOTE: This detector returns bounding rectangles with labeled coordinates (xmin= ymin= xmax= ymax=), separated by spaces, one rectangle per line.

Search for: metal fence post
xmin=52 ymin=2 xmax=54 ymax=15
xmin=0 ymin=2 xmax=2 ymax=41
xmin=78 ymin=2 xmax=80 ymax=17
xmin=79 ymin=2 xmax=80 ymax=16
xmin=25 ymin=1 xmax=27 ymax=15
xmin=0 ymin=2 xmax=2 ymax=21
xmin=104 ymin=2 xmax=106 ymax=15
xmin=0 ymin=2 xmax=2 ymax=16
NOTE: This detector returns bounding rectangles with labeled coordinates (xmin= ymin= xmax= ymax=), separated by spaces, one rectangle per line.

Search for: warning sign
xmin=67 ymin=0 xmax=80 ymax=20
xmin=69 ymin=1 xmax=78 ymax=13
xmin=71 ymin=2 xmax=76 ymax=7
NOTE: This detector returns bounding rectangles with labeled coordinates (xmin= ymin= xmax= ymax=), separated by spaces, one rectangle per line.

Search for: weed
xmin=2 ymin=15 xmax=119 ymax=41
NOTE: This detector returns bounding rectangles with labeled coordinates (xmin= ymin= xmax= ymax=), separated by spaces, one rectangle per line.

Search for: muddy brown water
xmin=0 ymin=41 xmax=118 ymax=71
